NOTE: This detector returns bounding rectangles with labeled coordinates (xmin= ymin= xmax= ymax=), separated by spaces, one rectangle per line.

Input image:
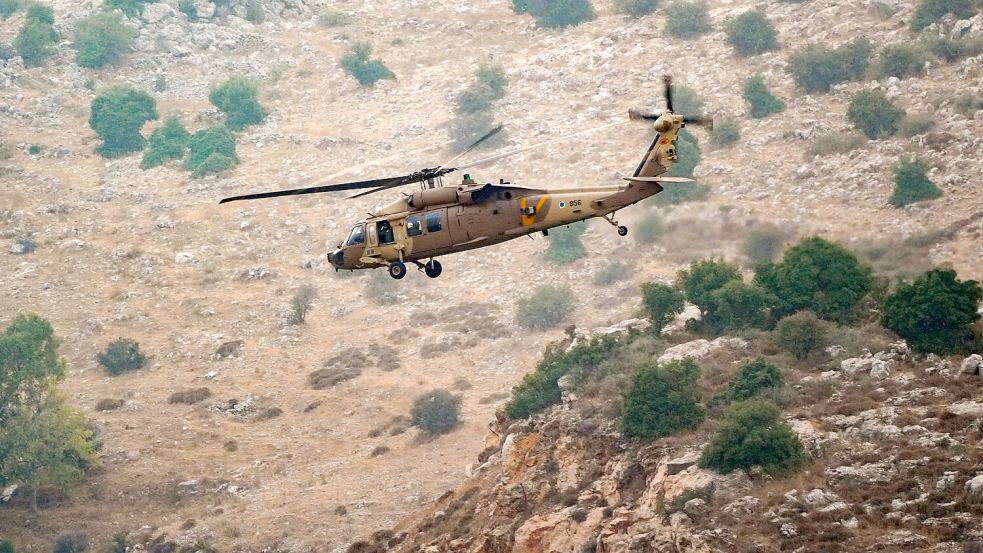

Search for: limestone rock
xmin=965 ymin=474 xmax=983 ymax=500
xmin=666 ymin=451 xmax=701 ymax=475
xmin=142 ymin=3 xmax=176 ymax=24
xmin=1 ymin=484 xmax=17 ymax=503
xmin=657 ymin=337 xmax=747 ymax=365
xmin=959 ymin=354 xmax=983 ymax=376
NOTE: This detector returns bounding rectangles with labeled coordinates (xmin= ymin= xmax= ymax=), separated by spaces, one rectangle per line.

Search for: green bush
xmin=787 ymin=38 xmax=873 ymax=93
xmin=805 ymin=131 xmax=867 ymax=157
xmin=410 ymin=389 xmax=461 ymax=434
xmin=911 ymin=0 xmax=975 ymax=31
xmin=53 ymin=532 xmax=88 ymax=553
xmin=25 ymin=2 xmax=52 ymax=23
xmin=615 ymin=0 xmax=657 ymax=17
xmin=98 ymin=338 xmax=146 ymax=375
xmin=545 ymin=222 xmax=588 ymax=265
xmin=774 ymin=311 xmax=826 ymax=360
xmin=634 ymin=212 xmax=664 ymax=244
xmin=622 ymin=358 xmax=704 ymax=439
xmin=0 ymin=0 xmax=20 ymax=18
xmin=641 ymin=282 xmax=685 ymax=335
xmin=876 ymin=44 xmax=927 ymax=79
xmin=881 ymin=268 xmax=982 ymax=354
xmin=665 ymin=1 xmax=710 ymax=38
xmin=513 ymin=0 xmax=595 ymax=28
xmin=754 ymin=237 xmax=872 ymax=323
xmin=289 ymin=284 xmax=317 ymax=324
xmin=670 ymin=85 xmax=703 ymax=116
xmin=516 ymin=285 xmax=575 ymax=330
xmin=140 ymin=115 xmax=190 ymax=169
xmin=506 ymin=335 xmax=622 ymax=419
xmin=89 ymin=87 xmax=158 ymax=157
xmin=14 ymin=19 xmax=57 ymax=67
xmin=898 ymin=113 xmax=935 ymax=137
xmin=847 ymin=91 xmax=905 ymax=140
xmin=341 ymin=42 xmax=395 ymax=87
xmin=0 ymin=540 xmax=12 ymax=553
xmin=456 ymin=64 xmax=507 ymax=115
xmin=244 ymin=0 xmax=263 ymax=23
xmin=449 ymin=111 xmax=503 ymax=152
xmin=28 ymin=143 xmax=42 ymax=155
xmin=710 ymin=280 xmax=773 ymax=331
xmin=318 ymin=7 xmax=348 ymax=26
xmin=711 ymin=119 xmax=740 ymax=147
xmin=890 ymin=157 xmax=942 ymax=208
xmin=742 ymin=76 xmax=785 ymax=118
xmin=102 ymin=0 xmax=149 ymax=17
xmin=927 ymin=36 xmax=983 ymax=62
xmin=592 ymin=261 xmax=633 ymax=286
xmin=677 ymin=258 xmax=741 ymax=318
xmin=710 ymin=359 xmax=783 ymax=407
xmin=209 ymin=77 xmax=267 ymax=131
xmin=699 ymin=400 xmax=806 ymax=475
xmin=185 ymin=126 xmax=238 ymax=176
xmin=742 ymin=225 xmax=785 ymax=265
xmin=725 ymin=11 xmax=777 ymax=57
xmin=74 ymin=11 xmax=135 ymax=69
xmin=178 ymin=0 xmax=197 ymax=21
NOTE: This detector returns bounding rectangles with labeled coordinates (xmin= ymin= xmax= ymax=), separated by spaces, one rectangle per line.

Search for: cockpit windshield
xmin=346 ymin=225 xmax=365 ymax=246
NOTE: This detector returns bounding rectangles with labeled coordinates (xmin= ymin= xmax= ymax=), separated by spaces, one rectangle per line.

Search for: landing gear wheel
xmin=617 ymin=226 xmax=629 ymax=237
xmin=424 ymin=259 xmax=442 ymax=278
xmin=388 ymin=261 xmax=407 ymax=280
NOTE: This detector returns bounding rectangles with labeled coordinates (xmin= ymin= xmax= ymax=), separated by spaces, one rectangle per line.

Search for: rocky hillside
xmin=1 ymin=0 xmax=982 ymax=551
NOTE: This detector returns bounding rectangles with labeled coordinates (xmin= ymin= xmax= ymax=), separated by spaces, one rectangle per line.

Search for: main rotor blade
xmin=436 ymin=124 xmax=504 ymax=172
xmin=456 ymin=119 xmax=628 ymax=172
xmin=218 ymin=175 xmax=411 ymax=204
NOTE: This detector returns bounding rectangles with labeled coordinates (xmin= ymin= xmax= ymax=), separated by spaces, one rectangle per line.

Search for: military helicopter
xmin=220 ymin=76 xmax=710 ymax=279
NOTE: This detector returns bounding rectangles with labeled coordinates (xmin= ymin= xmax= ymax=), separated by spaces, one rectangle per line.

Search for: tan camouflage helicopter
xmin=220 ymin=76 xmax=710 ymax=279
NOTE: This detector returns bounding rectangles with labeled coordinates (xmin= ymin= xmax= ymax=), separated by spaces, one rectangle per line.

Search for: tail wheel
xmin=424 ymin=259 xmax=442 ymax=278
xmin=388 ymin=261 xmax=407 ymax=280
xmin=617 ymin=226 xmax=629 ymax=237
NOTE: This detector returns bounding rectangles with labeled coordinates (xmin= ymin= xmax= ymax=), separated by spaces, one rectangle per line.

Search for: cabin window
xmin=406 ymin=215 xmax=423 ymax=237
xmin=346 ymin=225 xmax=364 ymax=246
xmin=377 ymin=220 xmax=395 ymax=245
xmin=426 ymin=211 xmax=442 ymax=233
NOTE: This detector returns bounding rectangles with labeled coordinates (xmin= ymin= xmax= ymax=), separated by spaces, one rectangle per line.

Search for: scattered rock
xmin=965 ymin=474 xmax=983 ymax=500
xmin=683 ymin=498 xmax=707 ymax=521
xmin=959 ymin=354 xmax=983 ymax=377
xmin=1 ymin=484 xmax=17 ymax=503
xmin=657 ymin=337 xmax=747 ymax=364
xmin=666 ymin=451 xmax=701 ymax=475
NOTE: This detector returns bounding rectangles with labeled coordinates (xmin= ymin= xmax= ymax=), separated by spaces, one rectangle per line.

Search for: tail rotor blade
xmin=663 ymin=75 xmax=674 ymax=113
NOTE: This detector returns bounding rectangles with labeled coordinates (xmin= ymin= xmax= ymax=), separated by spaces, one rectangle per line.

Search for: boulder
xmin=682 ymin=498 xmax=707 ymax=521
xmin=657 ymin=337 xmax=747 ymax=365
xmin=825 ymin=461 xmax=895 ymax=486
xmin=959 ymin=354 xmax=983 ymax=376
xmin=870 ymin=361 xmax=890 ymax=380
xmin=142 ymin=3 xmax=176 ymax=24
xmin=666 ymin=451 xmax=701 ymax=475
xmin=1 ymin=484 xmax=17 ymax=503
xmin=965 ymin=474 xmax=983 ymax=500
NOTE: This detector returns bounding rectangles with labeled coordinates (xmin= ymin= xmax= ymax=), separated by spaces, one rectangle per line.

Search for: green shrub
xmin=911 ymin=0 xmax=975 ymax=31
xmin=74 ymin=11 xmax=135 ymax=68
xmin=516 ymin=285 xmax=575 ymax=330
xmin=742 ymin=225 xmax=785 ymax=265
xmin=185 ymin=126 xmax=238 ymax=176
xmin=711 ymin=119 xmax=740 ymax=147
xmin=890 ymin=157 xmax=942 ymax=208
xmin=410 ymin=389 xmax=460 ymax=434
xmin=615 ymin=0 xmax=657 ymax=17
xmin=0 ymin=541 xmax=11 ymax=553
xmin=244 ymin=0 xmax=263 ymax=23
xmin=140 ymin=115 xmax=190 ymax=169
xmin=774 ymin=311 xmax=826 ymax=360
xmin=699 ymin=400 xmax=806 ymax=475
xmin=669 ymin=85 xmax=703 ymax=116
xmin=622 ymin=358 xmax=704 ymax=439
xmin=178 ymin=0 xmax=197 ymax=21
xmin=28 ymin=143 xmax=42 ymax=155
xmin=754 ymin=237 xmax=872 ymax=323
xmin=898 ymin=113 xmax=935 ymax=137
xmin=456 ymin=64 xmax=507 ymax=115
xmin=742 ymin=76 xmax=785 ymax=118
xmin=592 ymin=261 xmax=633 ymax=286
xmin=952 ymin=93 xmax=983 ymax=115
xmin=805 ymin=131 xmax=867 ymax=157
xmin=711 ymin=280 xmax=773 ymax=331
xmin=53 ymin=532 xmax=88 ymax=553
xmin=847 ymin=91 xmax=905 ymax=140
xmin=25 ymin=2 xmax=52 ymax=23
xmin=881 ymin=268 xmax=981 ymax=354
xmin=506 ymin=336 xmax=622 ymax=419
xmin=102 ymin=0 xmax=149 ymax=17
xmin=513 ymin=0 xmax=595 ymax=28
xmin=209 ymin=77 xmax=266 ymax=131
xmin=318 ymin=7 xmax=348 ymax=26
xmin=545 ymin=222 xmax=587 ymax=264
xmin=725 ymin=11 xmax=777 ymax=57
xmin=787 ymin=38 xmax=873 ymax=93
xmin=876 ymin=44 xmax=927 ymax=79
xmin=341 ymin=42 xmax=395 ymax=87
xmin=14 ymin=19 xmax=57 ymax=67
xmin=89 ymin=87 xmax=158 ymax=157
xmin=710 ymin=359 xmax=782 ymax=407
xmin=98 ymin=338 xmax=146 ymax=375
xmin=665 ymin=1 xmax=710 ymax=38
xmin=641 ymin=282 xmax=685 ymax=335
xmin=0 ymin=0 xmax=20 ymax=18
xmin=677 ymin=258 xmax=741 ymax=318
xmin=289 ymin=284 xmax=317 ymax=324
xmin=927 ymin=36 xmax=983 ymax=62
xmin=634 ymin=212 xmax=664 ymax=244
xmin=168 ymin=387 xmax=212 ymax=405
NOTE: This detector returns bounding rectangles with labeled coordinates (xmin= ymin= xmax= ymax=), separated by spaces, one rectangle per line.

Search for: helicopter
xmin=220 ymin=76 xmax=711 ymax=280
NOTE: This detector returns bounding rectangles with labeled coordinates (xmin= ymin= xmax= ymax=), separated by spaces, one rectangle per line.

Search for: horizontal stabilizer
xmin=622 ymin=176 xmax=696 ymax=184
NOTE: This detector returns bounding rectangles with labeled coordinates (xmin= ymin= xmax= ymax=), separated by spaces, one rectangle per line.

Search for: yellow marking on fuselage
xmin=520 ymin=194 xmax=549 ymax=226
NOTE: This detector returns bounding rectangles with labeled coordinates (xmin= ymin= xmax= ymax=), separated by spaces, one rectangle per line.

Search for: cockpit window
xmin=346 ymin=225 xmax=364 ymax=246
xmin=407 ymin=215 xmax=423 ymax=237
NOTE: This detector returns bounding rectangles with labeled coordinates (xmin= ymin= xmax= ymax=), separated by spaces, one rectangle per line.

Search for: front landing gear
xmin=388 ymin=260 xmax=407 ymax=279
xmin=424 ymin=259 xmax=442 ymax=278
xmin=604 ymin=212 xmax=628 ymax=237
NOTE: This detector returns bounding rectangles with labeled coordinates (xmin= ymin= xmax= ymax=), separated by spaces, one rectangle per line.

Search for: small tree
xmin=140 ymin=115 xmax=190 ymax=169
xmin=676 ymin=258 xmax=741 ymax=318
xmin=774 ymin=311 xmax=826 ymax=360
xmin=410 ymin=389 xmax=460 ymax=435
xmin=615 ymin=0 xmax=657 ymax=17
xmin=847 ymin=91 xmax=905 ymax=140
xmin=53 ymin=532 xmax=88 ymax=553
xmin=881 ymin=268 xmax=982 ymax=354
xmin=911 ymin=0 xmax=975 ymax=31
xmin=340 ymin=42 xmax=395 ymax=87
xmin=876 ymin=44 xmax=927 ymax=79
xmin=641 ymin=282 xmax=685 ymax=335
xmin=516 ymin=285 xmax=575 ymax=330
xmin=545 ymin=222 xmax=587 ymax=264
xmin=787 ymin=38 xmax=872 ymax=93
xmin=513 ymin=0 xmax=595 ymax=28
xmin=455 ymin=65 xmax=507 ymax=115
xmin=89 ymin=87 xmax=158 ymax=157
xmin=209 ymin=77 xmax=267 ymax=131
xmin=25 ymin=3 xmax=53 ymax=24
xmin=74 ymin=11 xmax=135 ymax=68
xmin=725 ymin=11 xmax=777 ymax=57
xmin=742 ymin=76 xmax=785 ymax=118
xmin=14 ymin=19 xmax=57 ymax=67
xmin=98 ymin=338 xmax=146 ymax=375
xmin=889 ymin=157 xmax=942 ymax=207
xmin=0 ymin=0 xmax=20 ymax=18
xmin=699 ymin=400 xmax=806 ymax=475
xmin=184 ymin=126 xmax=238 ymax=177
xmin=289 ymin=284 xmax=317 ymax=324
xmin=623 ymin=359 xmax=704 ymax=439
xmin=710 ymin=280 xmax=773 ymax=331
xmin=709 ymin=359 xmax=783 ymax=407
xmin=665 ymin=1 xmax=709 ymax=38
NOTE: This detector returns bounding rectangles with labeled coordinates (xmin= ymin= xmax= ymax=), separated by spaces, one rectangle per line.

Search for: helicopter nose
xmin=328 ymin=249 xmax=344 ymax=268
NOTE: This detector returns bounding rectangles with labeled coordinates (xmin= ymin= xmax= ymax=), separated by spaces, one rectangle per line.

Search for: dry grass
xmin=95 ymin=398 xmax=125 ymax=411
xmin=308 ymin=367 xmax=362 ymax=389
xmin=168 ymin=388 xmax=213 ymax=405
